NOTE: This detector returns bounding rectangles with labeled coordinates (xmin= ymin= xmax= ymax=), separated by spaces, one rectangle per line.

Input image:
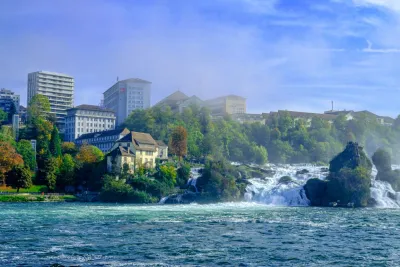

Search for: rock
xmin=320 ymin=167 xmax=329 ymax=173
xmin=296 ymin=169 xmax=309 ymax=175
xmin=278 ymin=176 xmax=293 ymax=184
xmin=388 ymin=191 xmax=397 ymax=200
xmin=329 ymin=142 xmax=372 ymax=173
xmin=367 ymin=197 xmax=378 ymax=207
xmin=164 ymin=192 xmax=199 ymax=204
xmin=304 ymin=178 xmax=328 ymax=206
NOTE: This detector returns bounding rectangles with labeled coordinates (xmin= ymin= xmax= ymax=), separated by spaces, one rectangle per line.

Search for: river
xmin=1 ymin=202 xmax=400 ymax=266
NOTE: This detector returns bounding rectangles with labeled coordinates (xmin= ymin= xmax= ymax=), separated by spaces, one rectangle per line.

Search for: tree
xmin=44 ymin=157 xmax=58 ymax=191
xmin=155 ymin=165 xmax=177 ymax=187
xmin=6 ymin=165 xmax=32 ymax=192
xmin=0 ymin=141 xmax=24 ymax=184
xmin=57 ymin=154 xmax=75 ymax=189
xmin=27 ymin=94 xmax=51 ymax=124
xmin=50 ymin=125 xmax=62 ymax=157
xmin=61 ymin=142 xmax=78 ymax=155
xmin=169 ymin=126 xmax=188 ymax=161
xmin=75 ymin=145 xmax=104 ymax=164
xmin=0 ymin=109 xmax=7 ymax=125
xmin=16 ymin=140 xmax=36 ymax=171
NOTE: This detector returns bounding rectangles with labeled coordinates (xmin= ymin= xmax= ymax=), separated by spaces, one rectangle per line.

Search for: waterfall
xmin=245 ymin=164 xmax=400 ymax=208
xmin=186 ymin=168 xmax=202 ymax=193
xmin=158 ymin=196 xmax=169 ymax=204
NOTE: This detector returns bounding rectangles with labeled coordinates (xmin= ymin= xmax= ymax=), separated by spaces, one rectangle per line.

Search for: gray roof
xmin=75 ymin=128 xmax=130 ymax=141
xmin=67 ymin=104 xmax=114 ymax=113
xmin=119 ymin=78 xmax=151 ymax=84
xmin=118 ymin=131 xmax=158 ymax=152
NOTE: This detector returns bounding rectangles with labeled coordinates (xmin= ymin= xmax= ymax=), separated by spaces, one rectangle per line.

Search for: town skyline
xmin=1 ymin=0 xmax=400 ymax=117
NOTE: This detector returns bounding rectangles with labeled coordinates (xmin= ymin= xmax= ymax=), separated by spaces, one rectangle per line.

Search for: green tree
xmin=7 ymin=103 xmax=17 ymax=124
xmin=0 ymin=109 xmax=7 ymax=125
xmin=50 ymin=125 xmax=62 ymax=157
xmin=6 ymin=165 xmax=32 ymax=192
xmin=27 ymin=94 xmax=51 ymax=124
xmin=57 ymin=154 xmax=76 ymax=189
xmin=155 ymin=165 xmax=177 ymax=187
xmin=61 ymin=142 xmax=78 ymax=155
xmin=44 ymin=157 xmax=58 ymax=191
xmin=16 ymin=140 xmax=36 ymax=171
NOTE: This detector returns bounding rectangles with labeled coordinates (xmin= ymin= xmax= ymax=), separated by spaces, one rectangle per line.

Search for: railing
xmin=0 ymin=192 xmax=67 ymax=196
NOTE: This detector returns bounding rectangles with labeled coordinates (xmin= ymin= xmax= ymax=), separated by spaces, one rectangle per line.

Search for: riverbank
xmin=0 ymin=194 xmax=77 ymax=202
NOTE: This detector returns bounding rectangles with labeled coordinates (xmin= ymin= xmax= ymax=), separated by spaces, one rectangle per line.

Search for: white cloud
xmin=353 ymin=0 xmax=400 ymax=12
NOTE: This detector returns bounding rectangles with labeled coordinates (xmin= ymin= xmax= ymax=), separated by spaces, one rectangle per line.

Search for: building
xmin=231 ymin=113 xmax=265 ymax=125
xmin=205 ymin=95 xmax=246 ymax=116
xmin=0 ymin=88 xmax=20 ymax=114
xmin=75 ymin=128 xmax=130 ymax=153
xmin=178 ymin=96 xmax=204 ymax=113
xmin=156 ymin=140 xmax=168 ymax=160
xmin=27 ymin=71 xmax=74 ymax=131
xmin=19 ymin=106 xmax=27 ymax=124
xmin=154 ymin=90 xmax=189 ymax=111
xmin=64 ymin=104 xmax=116 ymax=141
xmin=108 ymin=131 xmax=159 ymax=173
xmin=265 ymin=110 xmax=337 ymax=127
xmin=324 ymin=110 xmax=394 ymax=126
xmin=103 ymin=78 xmax=151 ymax=125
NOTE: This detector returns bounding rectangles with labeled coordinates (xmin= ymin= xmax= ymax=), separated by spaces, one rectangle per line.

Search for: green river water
xmin=0 ymin=202 xmax=399 ymax=266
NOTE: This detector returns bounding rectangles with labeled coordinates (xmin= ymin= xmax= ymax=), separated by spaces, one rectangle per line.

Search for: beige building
xmin=205 ymin=95 xmax=246 ymax=116
xmin=107 ymin=131 xmax=160 ymax=173
xmin=231 ymin=113 xmax=265 ymax=124
xmin=156 ymin=140 xmax=168 ymax=160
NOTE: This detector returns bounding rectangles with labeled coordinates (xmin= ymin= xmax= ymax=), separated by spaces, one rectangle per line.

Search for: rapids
xmin=245 ymin=164 xmax=400 ymax=208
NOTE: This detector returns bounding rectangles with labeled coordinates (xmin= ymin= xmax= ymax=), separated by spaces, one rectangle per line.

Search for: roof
xmin=75 ymin=128 xmax=130 ymax=141
xmin=67 ymin=104 xmax=115 ymax=113
xmin=109 ymin=145 xmax=135 ymax=157
xmin=156 ymin=140 xmax=167 ymax=147
xmin=118 ymin=131 xmax=158 ymax=152
xmin=118 ymin=78 xmax=151 ymax=84
xmin=179 ymin=95 xmax=204 ymax=105
xmin=206 ymin=94 xmax=246 ymax=102
xmin=154 ymin=90 xmax=189 ymax=107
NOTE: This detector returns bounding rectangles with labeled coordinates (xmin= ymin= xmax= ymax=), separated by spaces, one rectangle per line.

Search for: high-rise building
xmin=27 ymin=71 xmax=74 ymax=130
xmin=103 ymin=78 xmax=151 ymax=125
xmin=0 ymin=88 xmax=20 ymax=114
xmin=64 ymin=104 xmax=116 ymax=142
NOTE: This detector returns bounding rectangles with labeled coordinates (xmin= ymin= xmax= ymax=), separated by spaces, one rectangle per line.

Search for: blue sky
xmin=1 ymin=0 xmax=400 ymax=116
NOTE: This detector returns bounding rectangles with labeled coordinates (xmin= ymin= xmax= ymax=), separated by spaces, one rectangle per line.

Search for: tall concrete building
xmin=64 ymin=104 xmax=116 ymax=142
xmin=103 ymin=78 xmax=151 ymax=125
xmin=0 ymin=88 xmax=20 ymax=114
xmin=27 ymin=71 xmax=74 ymax=130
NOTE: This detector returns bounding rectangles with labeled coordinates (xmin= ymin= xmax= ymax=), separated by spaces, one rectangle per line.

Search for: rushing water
xmin=245 ymin=164 xmax=400 ymax=208
xmin=1 ymin=202 xmax=400 ymax=266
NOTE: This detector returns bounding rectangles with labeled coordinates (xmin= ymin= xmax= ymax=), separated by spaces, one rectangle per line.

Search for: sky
xmin=1 ymin=0 xmax=400 ymax=116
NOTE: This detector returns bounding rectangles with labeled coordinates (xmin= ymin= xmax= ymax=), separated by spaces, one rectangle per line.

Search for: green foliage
xmin=16 ymin=140 xmax=36 ymax=171
xmin=0 ymin=109 xmax=7 ymax=125
xmin=155 ymin=164 xmax=177 ymax=187
xmin=197 ymin=159 xmax=242 ymax=202
xmin=44 ymin=157 xmax=58 ymax=191
xmin=177 ymin=163 xmax=191 ymax=187
xmin=61 ymin=142 xmax=78 ymax=155
xmin=50 ymin=125 xmax=62 ymax=157
xmin=329 ymin=142 xmax=372 ymax=174
xmin=6 ymin=165 xmax=33 ymax=192
xmin=57 ymin=154 xmax=75 ymax=188
xmin=100 ymin=175 xmax=156 ymax=203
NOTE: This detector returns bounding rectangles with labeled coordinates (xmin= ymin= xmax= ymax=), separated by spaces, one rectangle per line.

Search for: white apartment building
xmin=103 ymin=78 xmax=151 ymax=125
xmin=0 ymin=88 xmax=20 ymax=114
xmin=64 ymin=105 xmax=116 ymax=142
xmin=27 ymin=71 xmax=74 ymax=130
xmin=75 ymin=128 xmax=130 ymax=153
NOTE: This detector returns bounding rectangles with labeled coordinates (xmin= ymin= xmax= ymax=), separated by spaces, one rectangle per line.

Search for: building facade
xmin=64 ymin=104 xmax=116 ymax=141
xmin=231 ymin=113 xmax=265 ymax=124
xmin=103 ymin=78 xmax=151 ymax=125
xmin=0 ymin=88 xmax=20 ymax=114
xmin=205 ymin=95 xmax=246 ymax=116
xmin=75 ymin=128 xmax=130 ymax=153
xmin=156 ymin=140 xmax=168 ymax=160
xmin=27 ymin=71 xmax=74 ymax=130
xmin=108 ymin=131 xmax=159 ymax=173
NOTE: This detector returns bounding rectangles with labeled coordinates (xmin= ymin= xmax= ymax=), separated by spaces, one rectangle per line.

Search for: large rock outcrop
xmin=372 ymin=149 xmax=400 ymax=191
xmin=304 ymin=142 xmax=372 ymax=207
